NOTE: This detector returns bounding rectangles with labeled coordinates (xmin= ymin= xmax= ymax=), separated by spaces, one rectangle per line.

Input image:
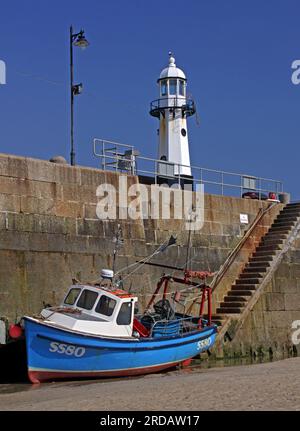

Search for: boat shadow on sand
xmin=0 ymin=339 xmax=28 ymax=383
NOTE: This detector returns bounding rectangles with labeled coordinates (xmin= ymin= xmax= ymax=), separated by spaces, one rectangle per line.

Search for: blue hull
xmin=24 ymin=317 xmax=217 ymax=383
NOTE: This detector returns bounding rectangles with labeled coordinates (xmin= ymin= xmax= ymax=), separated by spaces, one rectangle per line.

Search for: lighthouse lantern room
xmin=150 ymin=52 xmax=196 ymax=179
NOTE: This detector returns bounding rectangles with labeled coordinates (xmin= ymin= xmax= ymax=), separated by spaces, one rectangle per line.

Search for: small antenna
xmin=112 ymin=224 xmax=124 ymax=273
xmin=184 ymin=209 xmax=197 ymax=271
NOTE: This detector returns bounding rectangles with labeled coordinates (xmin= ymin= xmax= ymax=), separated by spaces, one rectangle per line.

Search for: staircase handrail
xmin=210 ymin=202 xmax=277 ymax=293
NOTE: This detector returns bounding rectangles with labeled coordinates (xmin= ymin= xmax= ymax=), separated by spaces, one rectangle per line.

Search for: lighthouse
xmin=150 ymin=52 xmax=196 ymax=180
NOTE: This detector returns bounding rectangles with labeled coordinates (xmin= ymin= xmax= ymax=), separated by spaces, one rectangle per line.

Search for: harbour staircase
xmin=213 ymin=202 xmax=300 ymax=341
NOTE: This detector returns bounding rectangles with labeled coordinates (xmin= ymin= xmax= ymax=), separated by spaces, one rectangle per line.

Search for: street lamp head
xmin=72 ymin=83 xmax=83 ymax=95
xmin=73 ymin=30 xmax=90 ymax=50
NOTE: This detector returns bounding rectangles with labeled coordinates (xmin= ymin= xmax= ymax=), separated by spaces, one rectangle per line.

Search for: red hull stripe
xmin=28 ymin=361 xmax=181 ymax=383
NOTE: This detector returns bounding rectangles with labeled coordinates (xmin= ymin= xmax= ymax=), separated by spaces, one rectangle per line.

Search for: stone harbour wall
xmin=0 ymin=153 xmax=298 ymax=360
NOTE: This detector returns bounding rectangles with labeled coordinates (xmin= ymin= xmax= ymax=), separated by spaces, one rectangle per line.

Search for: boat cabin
xmin=41 ymin=284 xmax=138 ymax=338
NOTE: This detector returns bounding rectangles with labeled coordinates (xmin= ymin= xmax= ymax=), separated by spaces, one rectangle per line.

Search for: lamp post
xmin=70 ymin=25 xmax=89 ymax=166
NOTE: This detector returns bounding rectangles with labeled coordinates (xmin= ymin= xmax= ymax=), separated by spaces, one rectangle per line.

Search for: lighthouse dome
xmin=159 ymin=53 xmax=186 ymax=81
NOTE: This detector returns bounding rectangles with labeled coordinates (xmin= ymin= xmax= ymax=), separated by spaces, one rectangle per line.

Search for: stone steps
xmin=249 ymin=255 xmax=274 ymax=263
xmin=246 ymin=260 xmax=270 ymax=267
xmin=256 ymin=244 xmax=281 ymax=252
xmin=274 ymin=214 xmax=298 ymax=221
xmin=252 ymin=250 xmax=277 ymax=258
xmin=264 ymin=233 xmax=288 ymax=240
xmin=279 ymin=210 xmax=300 ymax=217
xmin=271 ymin=222 xmax=295 ymax=229
xmin=223 ymin=295 xmax=247 ymax=302
xmin=240 ymin=271 xmax=265 ymax=278
xmin=220 ymin=301 xmax=245 ymax=308
xmin=216 ymin=202 xmax=300 ymax=319
xmin=236 ymin=278 xmax=261 ymax=284
xmin=216 ymin=307 xmax=242 ymax=314
xmin=267 ymin=227 xmax=291 ymax=234
xmin=274 ymin=216 xmax=298 ymax=223
xmin=243 ymin=266 xmax=268 ymax=273
xmin=260 ymin=238 xmax=284 ymax=246
xmin=227 ymin=289 xmax=253 ymax=296
xmin=231 ymin=284 xmax=257 ymax=291
xmin=274 ymin=224 xmax=296 ymax=232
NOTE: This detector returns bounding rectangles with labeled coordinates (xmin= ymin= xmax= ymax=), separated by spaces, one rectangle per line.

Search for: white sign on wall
xmin=240 ymin=214 xmax=249 ymax=224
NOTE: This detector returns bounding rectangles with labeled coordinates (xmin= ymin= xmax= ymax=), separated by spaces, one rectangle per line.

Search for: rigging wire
xmin=13 ymin=68 xmax=143 ymax=114
xmin=114 ymin=238 xmax=173 ymax=283
xmin=14 ymin=70 xmax=65 ymax=86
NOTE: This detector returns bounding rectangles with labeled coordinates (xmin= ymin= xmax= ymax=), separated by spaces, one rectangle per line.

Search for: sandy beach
xmin=0 ymin=357 xmax=299 ymax=411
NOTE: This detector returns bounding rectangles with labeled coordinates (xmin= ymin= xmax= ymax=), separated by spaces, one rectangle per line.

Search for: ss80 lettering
xmin=49 ymin=342 xmax=85 ymax=357
xmin=197 ymin=337 xmax=211 ymax=350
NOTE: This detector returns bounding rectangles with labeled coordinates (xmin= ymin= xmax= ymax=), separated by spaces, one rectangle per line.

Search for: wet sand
xmin=0 ymin=357 xmax=300 ymax=411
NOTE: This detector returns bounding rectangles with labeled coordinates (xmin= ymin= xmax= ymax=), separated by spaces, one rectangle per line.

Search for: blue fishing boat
xmin=23 ymin=268 xmax=218 ymax=384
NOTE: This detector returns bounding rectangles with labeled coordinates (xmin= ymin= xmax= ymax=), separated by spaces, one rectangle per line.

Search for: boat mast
xmin=112 ymin=224 xmax=123 ymax=274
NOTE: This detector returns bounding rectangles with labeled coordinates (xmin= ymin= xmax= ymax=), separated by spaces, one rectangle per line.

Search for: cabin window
xmin=95 ymin=295 xmax=116 ymax=317
xmin=77 ymin=289 xmax=98 ymax=311
xmin=64 ymin=288 xmax=81 ymax=306
xmin=169 ymin=79 xmax=177 ymax=95
xmin=117 ymin=302 xmax=133 ymax=325
xmin=179 ymin=80 xmax=185 ymax=96
xmin=160 ymin=80 xmax=167 ymax=96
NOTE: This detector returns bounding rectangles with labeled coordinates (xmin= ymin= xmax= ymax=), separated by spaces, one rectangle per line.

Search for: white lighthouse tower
xmin=150 ymin=52 xmax=196 ymax=179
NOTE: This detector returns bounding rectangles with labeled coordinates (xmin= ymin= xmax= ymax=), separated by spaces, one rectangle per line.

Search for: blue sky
xmin=0 ymin=0 xmax=300 ymax=198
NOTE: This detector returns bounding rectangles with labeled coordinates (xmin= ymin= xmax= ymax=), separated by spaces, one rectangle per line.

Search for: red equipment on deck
xmin=133 ymin=318 xmax=150 ymax=337
xmin=144 ymin=269 xmax=214 ymax=327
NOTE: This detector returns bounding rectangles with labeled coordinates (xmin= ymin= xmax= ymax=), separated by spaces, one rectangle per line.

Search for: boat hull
xmin=24 ymin=317 xmax=217 ymax=383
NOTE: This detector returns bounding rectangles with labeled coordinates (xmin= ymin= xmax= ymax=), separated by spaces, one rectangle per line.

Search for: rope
xmin=114 ymin=238 xmax=174 ymax=282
